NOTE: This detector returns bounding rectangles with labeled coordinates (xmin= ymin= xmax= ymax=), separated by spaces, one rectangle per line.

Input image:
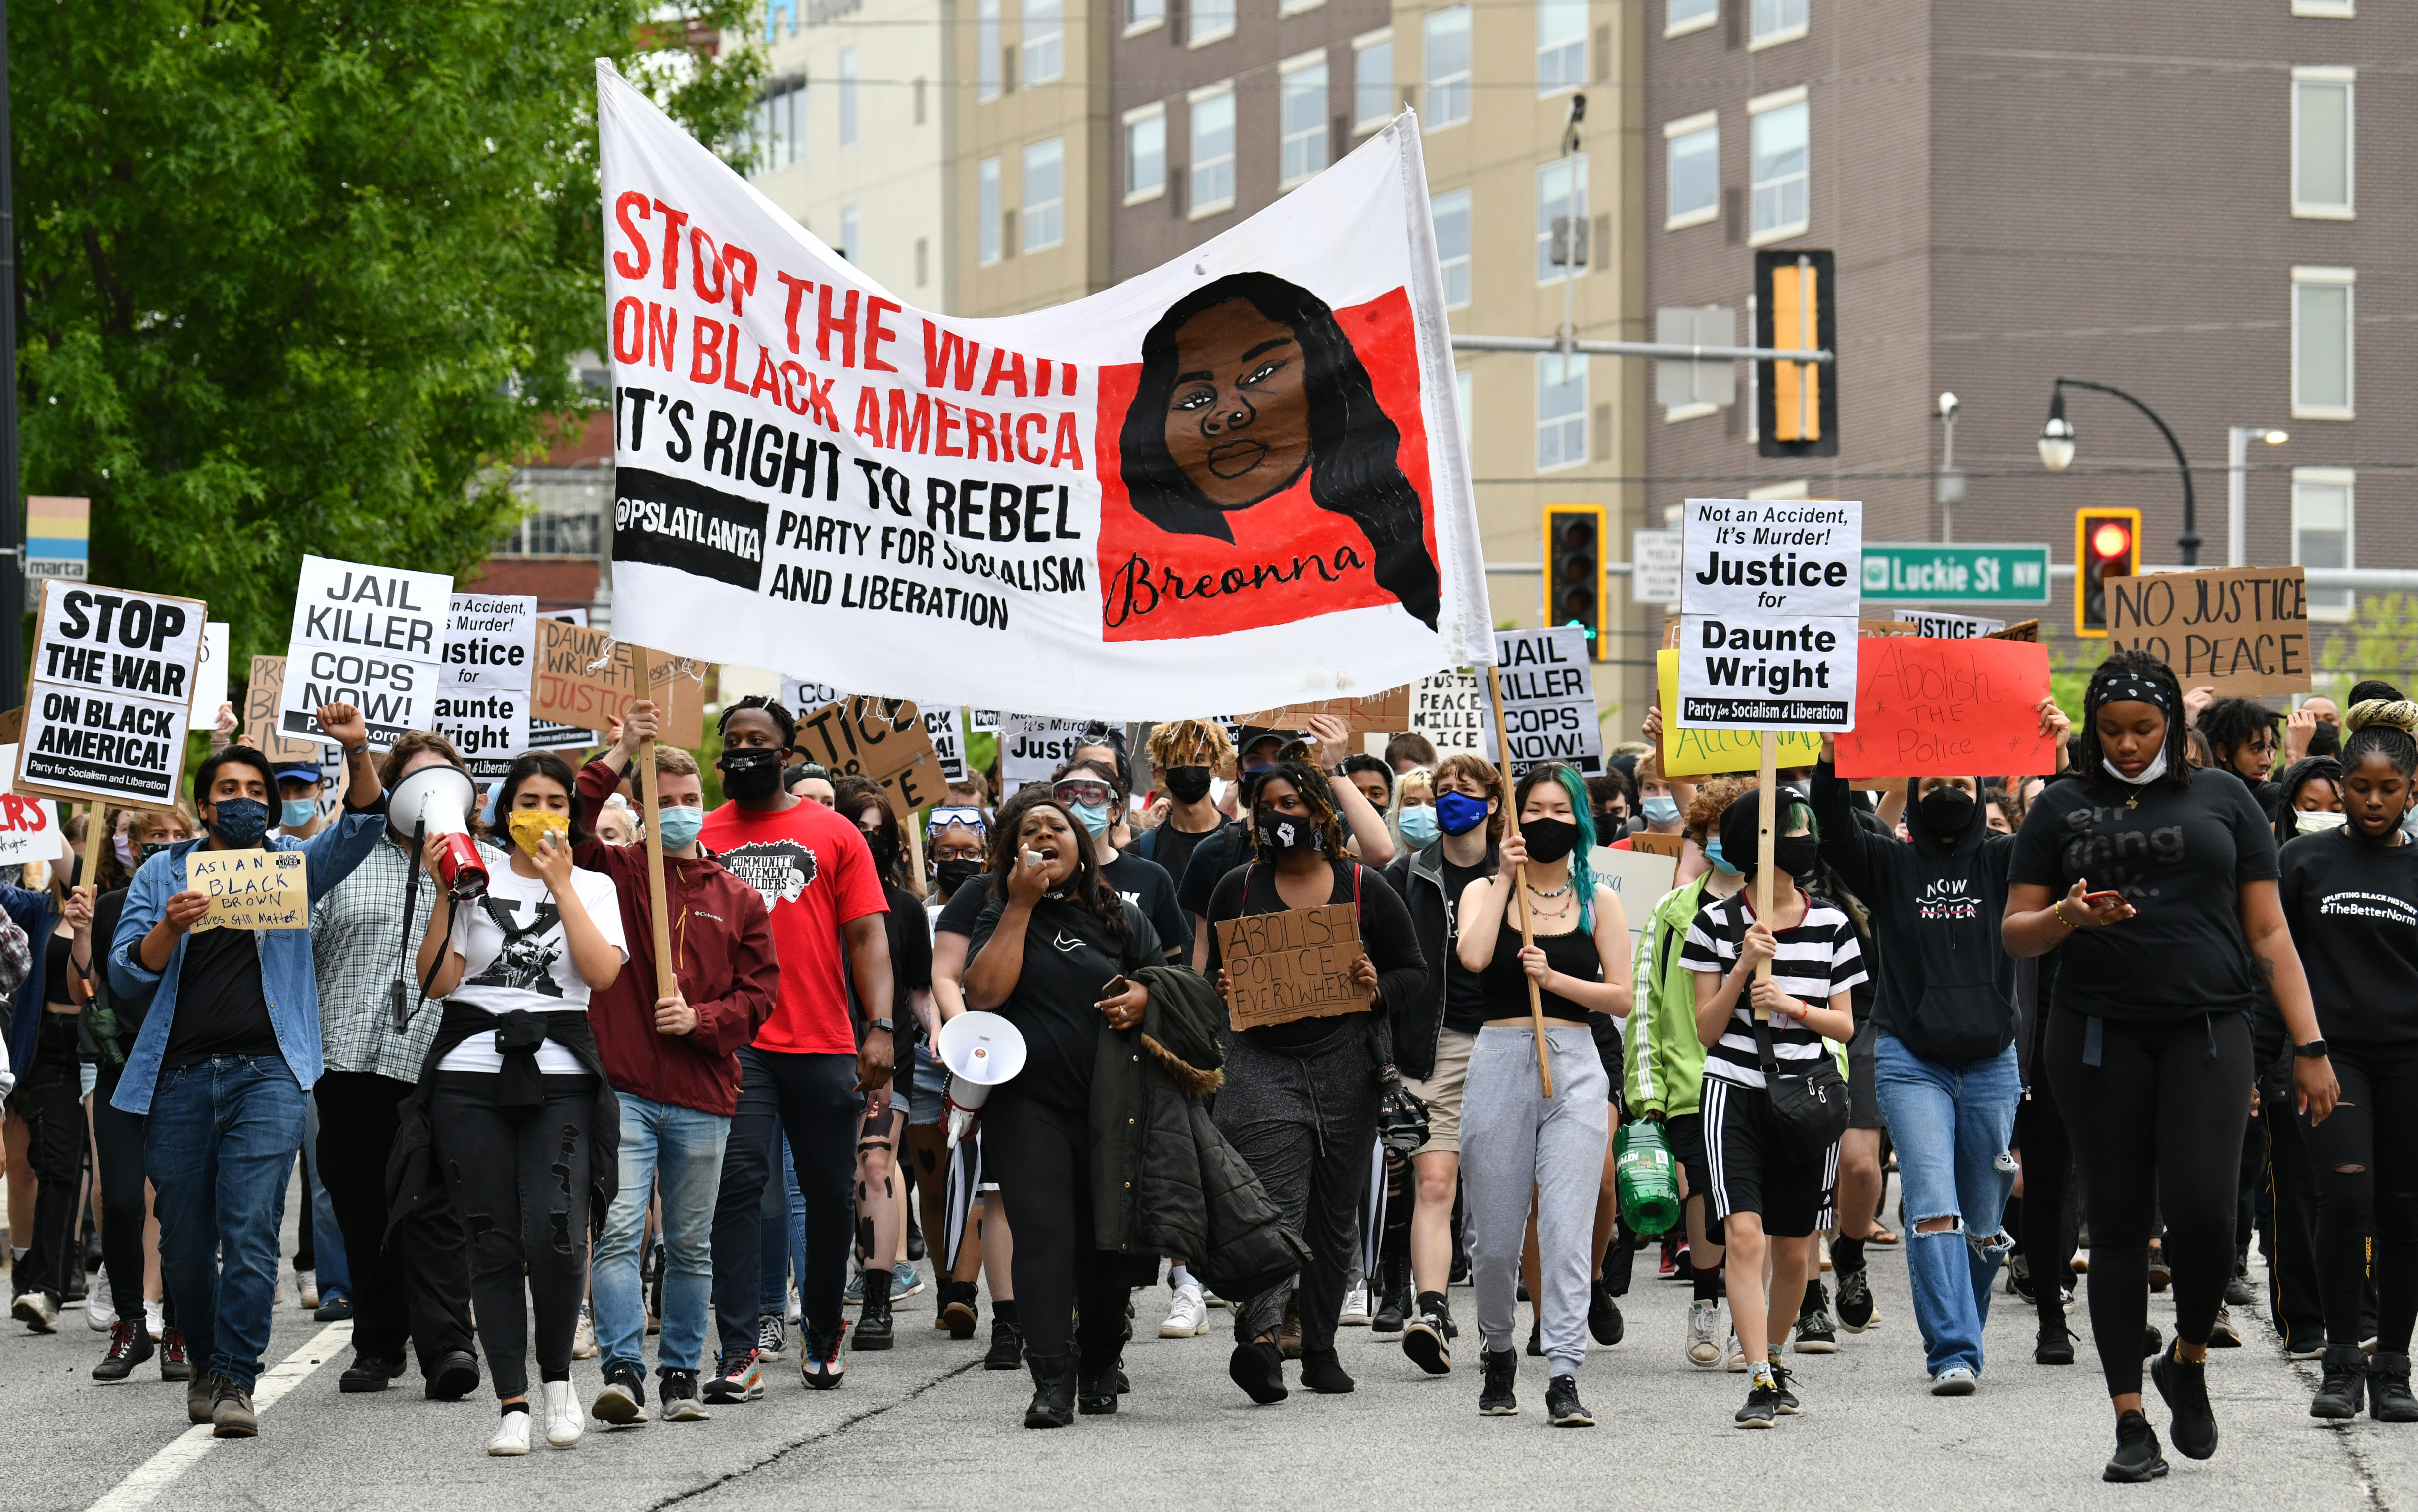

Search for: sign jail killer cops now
xmin=1676 ymin=497 xmax=1863 ymax=732
xmin=279 ymin=556 xmax=455 ymax=749
xmin=1480 ymin=627 xmax=1604 ymax=777
xmin=17 ymin=582 xmax=207 ymax=807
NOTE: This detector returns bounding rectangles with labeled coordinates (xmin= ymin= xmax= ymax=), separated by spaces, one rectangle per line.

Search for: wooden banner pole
xmin=1484 ymin=663 xmax=1553 ymax=1098
xmin=1754 ymin=729 xmax=1777 ymax=1015
xmin=630 ymin=648 xmax=678 ymax=1006
xmin=80 ymin=801 xmax=108 ymax=895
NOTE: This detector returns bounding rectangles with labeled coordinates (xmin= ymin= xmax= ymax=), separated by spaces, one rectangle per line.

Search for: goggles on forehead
xmin=925 ymin=805 xmax=989 ymax=839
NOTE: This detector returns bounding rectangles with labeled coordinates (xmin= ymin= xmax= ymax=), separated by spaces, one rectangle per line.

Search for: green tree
xmin=2316 ymin=592 xmax=2418 ymax=695
xmin=16 ymin=1 xmax=764 ymax=658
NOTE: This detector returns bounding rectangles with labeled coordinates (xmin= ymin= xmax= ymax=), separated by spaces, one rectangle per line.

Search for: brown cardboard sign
xmin=246 ymin=657 xmax=334 ymax=767
xmin=530 ymin=620 xmax=706 ymax=746
xmin=1235 ymin=686 xmax=1412 ymax=736
xmin=1217 ymin=904 xmax=1372 ymax=1031
xmin=1986 ymin=620 xmax=2042 ymax=643
xmin=1628 ymin=831 xmax=1686 ymax=859
xmin=2107 ymin=567 xmax=2310 ymax=696
xmin=794 ymin=697 xmax=946 ymax=820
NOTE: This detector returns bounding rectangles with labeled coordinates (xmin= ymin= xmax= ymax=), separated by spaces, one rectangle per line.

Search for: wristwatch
xmin=868 ymin=1016 xmax=896 ymax=1034
xmin=2294 ymin=1037 xmax=2330 ymax=1059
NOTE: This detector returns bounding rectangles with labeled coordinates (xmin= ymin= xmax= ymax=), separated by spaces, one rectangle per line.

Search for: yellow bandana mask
xmin=506 ymin=808 xmax=570 ymax=858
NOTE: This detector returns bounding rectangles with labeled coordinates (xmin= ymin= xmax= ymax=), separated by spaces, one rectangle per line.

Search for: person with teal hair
xmin=1453 ymin=761 xmax=1633 ymax=1427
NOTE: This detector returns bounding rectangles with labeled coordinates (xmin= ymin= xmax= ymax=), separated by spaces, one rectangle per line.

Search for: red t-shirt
xmin=700 ymin=798 xmax=889 ymax=1055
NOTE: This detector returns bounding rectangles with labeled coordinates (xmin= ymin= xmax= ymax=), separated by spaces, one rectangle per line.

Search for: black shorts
xmin=1701 ymin=1074 xmax=1838 ymax=1240
xmin=1848 ymin=1017 xmax=1883 ymax=1130
xmin=1665 ymin=1111 xmax=1714 ymax=1204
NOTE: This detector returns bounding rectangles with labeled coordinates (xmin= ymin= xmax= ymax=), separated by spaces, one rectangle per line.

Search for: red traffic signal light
xmin=2074 ymin=508 xmax=2141 ymax=637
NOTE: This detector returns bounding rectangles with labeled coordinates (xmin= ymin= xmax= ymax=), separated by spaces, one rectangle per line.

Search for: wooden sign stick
xmin=80 ymin=801 xmax=108 ymax=899
xmin=1484 ymin=663 xmax=1553 ymax=1098
xmin=630 ymin=647 xmax=678 ymax=1004
xmin=1753 ymin=729 xmax=1777 ymax=1017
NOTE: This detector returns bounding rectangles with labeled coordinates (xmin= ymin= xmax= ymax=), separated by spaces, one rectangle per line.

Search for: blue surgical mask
xmin=1398 ymin=806 xmax=1440 ymax=847
xmin=480 ymin=787 xmax=500 ymax=827
xmin=1642 ymin=795 xmax=1681 ymax=826
xmin=207 ymin=797 xmax=271 ymax=849
xmin=1704 ymin=839 xmax=1741 ymax=875
xmin=1434 ymin=790 xmax=1490 ymax=836
xmin=1070 ymin=801 xmax=1111 ymax=837
xmin=656 ymin=806 xmax=706 ymax=851
xmin=281 ymin=798 xmax=317 ymax=829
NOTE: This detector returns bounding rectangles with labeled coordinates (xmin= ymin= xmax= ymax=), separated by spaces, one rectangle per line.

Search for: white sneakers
xmin=1160 ymin=1284 xmax=1210 ymax=1338
xmin=542 ymin=1381 xmax=584 ymax=1447
xmin=488 ymin=1409 xmax=533 ymax=1457
xmin=1725 ymin=1331 xmax=1751 ymax=1373
xmin=1339 ymin=1284 xmax=1372 ymax=1327
xmin=571 ymin=1300 xmax=598 ymax=1360
xmin=1685 ymin=1300 xmax=1726 ymax=1369
xmin=297 ymin=1269 xmax=320 ymax=1310
xmin=1931 ymin=1365 xmax=1978 ymax=1396
xmin=87 ymin=1268 xmax=117 ymax=1331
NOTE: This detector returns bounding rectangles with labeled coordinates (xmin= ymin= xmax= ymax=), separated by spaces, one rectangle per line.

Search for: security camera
xmin=1938 ymin=392 xmax=1959 ymax=420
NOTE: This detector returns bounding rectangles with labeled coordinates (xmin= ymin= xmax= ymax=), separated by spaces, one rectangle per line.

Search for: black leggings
xmin=430 ymin=1073 xmax=597 ymax=1401
xmin=2015 ymin=1075 xmax=2078 ymax=1331
xmin=92 ymin=1063 xmax=157 ymax=1322
xmin=2045 ymin=1008 xmax=2251 ymax=1397
xmin=7 ymin=1014 xmax=84 ymax=1300
xmin=985 ymin=1092 xmax=1129 ymax=1367
xmin=2302 ymin=1041 xmax=2418 ymax=1356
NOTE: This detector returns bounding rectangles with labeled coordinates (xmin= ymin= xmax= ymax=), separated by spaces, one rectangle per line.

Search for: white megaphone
xmin=387 ymin=762 xmax=489 ymax=902
xmin=937 ymin=1010 xmax=1026 ymax=1148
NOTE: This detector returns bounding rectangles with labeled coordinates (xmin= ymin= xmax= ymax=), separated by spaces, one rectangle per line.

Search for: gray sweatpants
xmin=1462 ymin=1024 xmax=1610 ymax=1375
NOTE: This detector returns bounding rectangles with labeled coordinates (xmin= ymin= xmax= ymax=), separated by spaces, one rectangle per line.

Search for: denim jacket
xmin=107 ymin=811 xmax=389 ymax=1115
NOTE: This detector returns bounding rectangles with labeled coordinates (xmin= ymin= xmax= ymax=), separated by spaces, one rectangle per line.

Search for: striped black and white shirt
xmin=1678 ymin=888 xmax=1866 ymax=1089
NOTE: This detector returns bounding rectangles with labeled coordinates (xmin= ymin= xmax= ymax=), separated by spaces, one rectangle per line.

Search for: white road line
xmin=86 ymin=1320 xmax=354 ymax=1512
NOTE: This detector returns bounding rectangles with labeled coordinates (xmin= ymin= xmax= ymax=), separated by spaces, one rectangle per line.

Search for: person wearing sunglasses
xmin=1054 ymin=759 xmax=1189 ymax=965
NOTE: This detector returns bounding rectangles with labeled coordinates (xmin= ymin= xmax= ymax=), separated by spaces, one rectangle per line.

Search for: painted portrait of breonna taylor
xmin=1095 ymin=271 xmax=1445 ymax=641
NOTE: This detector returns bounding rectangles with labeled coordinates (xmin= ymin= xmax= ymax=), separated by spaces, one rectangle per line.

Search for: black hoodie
xmin=1811 ymin=761 xmax=2019 ymax=1064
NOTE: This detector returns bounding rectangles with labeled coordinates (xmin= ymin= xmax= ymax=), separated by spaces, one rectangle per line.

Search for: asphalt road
xmin=5 ymin=1189 xmax=2412 ymax=1512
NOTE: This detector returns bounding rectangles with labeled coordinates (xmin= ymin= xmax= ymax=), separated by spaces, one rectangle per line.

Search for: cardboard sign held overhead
xmin=795 ymin=697 xmax=946 ymax=819
xmin=531 ymin=619 xmax=706 ymax=746
xmin=1411 ymin=670 xmax=1486 ymax=756
xmin=245 ymin=657 xmax=331 ymax=768
xmin=2107 ymin=567 xmax=2310 ymax=697
xmin=185 ymin=848 xmax=309 ymax=931
xmin=1833 ymin=638 xmax=2058 ymax=781
xmin=1217 ymin=903 xmax=1372 ymax=1032
xmin=17 ymin=581 xmax=208 ymax=808
xmin=279 ymin=556 xmax=454 ymax=749
xmin=1235 ymin=686 xmax=1412 ymax=737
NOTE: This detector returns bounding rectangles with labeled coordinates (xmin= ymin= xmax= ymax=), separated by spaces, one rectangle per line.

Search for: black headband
xmin=2093 ymin=674 xmax=2171 ymax=712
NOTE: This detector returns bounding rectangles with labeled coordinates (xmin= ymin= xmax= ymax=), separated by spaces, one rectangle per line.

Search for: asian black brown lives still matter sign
xmin=1217 ymin=903 xmax=1372 ymax=1032
xmin=1675 ymin=498 xmax=1864 ymax=733
xmin=279 ymin=555 xmax=455 ymax=749
xmin=18 ymin=581 xmax=206 ymax=808
xmin=2107 ymin=566 xmax=2311 ymax=698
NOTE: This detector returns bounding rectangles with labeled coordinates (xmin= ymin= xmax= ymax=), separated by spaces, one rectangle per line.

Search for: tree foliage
xmin=16 ymin=0 xmax=763 ymax=657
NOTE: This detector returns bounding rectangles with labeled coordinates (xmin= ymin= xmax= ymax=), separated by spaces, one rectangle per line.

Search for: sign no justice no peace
xmin=1675 ymin=498 xmax=1863 ymax=733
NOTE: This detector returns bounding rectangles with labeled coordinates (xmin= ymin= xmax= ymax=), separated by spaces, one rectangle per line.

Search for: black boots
xmin=2311 ymin=1345 xmax=2366 ymax=1420
xmin=939 ymin=1279 xmax=979 ymax=1339
xmin=1023 ymin=1351 xmax=1075 ymax=1428
xmin=855 ymin=1268 xmax=895 ymax=1351
xmin=2370 ymin=1351 xmax=2418 ymax=1422
xmin=1077 ymin=1350 xmax=1124 ymax=1415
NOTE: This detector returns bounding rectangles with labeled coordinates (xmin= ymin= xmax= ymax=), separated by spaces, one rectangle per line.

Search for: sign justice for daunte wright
xmin=1675 ymin=497 xmax=1862 ymax=732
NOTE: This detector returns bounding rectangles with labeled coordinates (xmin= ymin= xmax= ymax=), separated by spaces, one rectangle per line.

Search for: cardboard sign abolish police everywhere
xmin=186 ymin=848 xmax=309 ymax=931
xmin=280 ymin=556 xmax=455 ymax=748
xmin=1675 ymin=498 xmax=1863 ymax=732
xmin=17 ymin=582 xmax=207 ymax=807
xmin=1217 ymin=903 xmax=1372 ymax=1031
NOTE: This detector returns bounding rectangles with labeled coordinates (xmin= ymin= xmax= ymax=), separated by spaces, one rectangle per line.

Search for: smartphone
xmin=2082 ymin=889 xmax=2124 ymax=908
xmin=1102 ymin=974 xmax=1129 ymax=999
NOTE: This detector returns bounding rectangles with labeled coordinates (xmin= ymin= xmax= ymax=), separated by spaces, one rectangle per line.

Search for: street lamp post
xmin=2226 ymin=425 xmax=2290 ymax=568
xmin=2036 ymin=377 xmax=2200 ymax=566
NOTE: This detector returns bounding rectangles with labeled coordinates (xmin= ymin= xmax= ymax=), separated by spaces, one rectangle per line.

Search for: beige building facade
xmin=950 ymin=0 xmax=1116 ymax=314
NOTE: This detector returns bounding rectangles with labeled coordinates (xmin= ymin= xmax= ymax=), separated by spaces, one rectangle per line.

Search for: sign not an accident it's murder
xmin=17 ymin=582 xmax=207 ymax=808
xmin=1675 ymin=497 xmax=1863 ymax=733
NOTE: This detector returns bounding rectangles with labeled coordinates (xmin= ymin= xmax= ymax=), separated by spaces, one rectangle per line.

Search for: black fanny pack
xmin=1756 ymin=1015 xmax=1850 ymax=1157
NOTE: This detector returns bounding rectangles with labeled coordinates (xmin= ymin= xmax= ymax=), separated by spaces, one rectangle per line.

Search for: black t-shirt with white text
xmin=2279 ymin=828 xmax=2418 ymax=1046
xmin=1104 ymin=851 xmax=1191 ymax=959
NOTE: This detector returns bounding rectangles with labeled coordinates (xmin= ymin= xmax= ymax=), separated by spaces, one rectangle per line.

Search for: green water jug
xmin=1615 ymin=1119 xmax=1682 ymax=1236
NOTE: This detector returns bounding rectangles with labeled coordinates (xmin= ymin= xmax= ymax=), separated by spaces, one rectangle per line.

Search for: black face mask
xmin=1771 ymin=834 xmax=1821 ymax=881
xmin=1917 ymin=786 xmax=1977 ymax=837
xmin=867 ymin=835 xmax=900 ymax=874
xmin=1256 ymin=813 xmax=1323 ymax=856
xmin=719 ymin=746 xmax=785 ymax=801
xmin=1522 ymin=817 xmax=1581 ymax=865
xmin=934 ymin=858 xmax=984 ymax=898
xmin=1163 ymin=766 xmax=1213 ymax=804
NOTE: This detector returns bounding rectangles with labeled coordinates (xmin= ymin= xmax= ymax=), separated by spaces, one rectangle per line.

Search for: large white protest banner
xmin=189 ymin=622 xmax=230 ymax=724
xmin=279 ymin=555 xmax=454 ymax=748
xmin=17 ymin=582 xmax=207 ymax=807
xmin=1479 ymin=628 xmax=1603 ymax=777
xmin=1675 ymin=498 xmax=1862 ymax=732
xmin=595 ymin=62 xmax=1490 ymax=720
xmin=438 ymin=594 xmax=536 ymax=778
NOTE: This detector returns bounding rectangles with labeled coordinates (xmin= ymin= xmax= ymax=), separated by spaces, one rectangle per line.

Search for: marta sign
xmin=1674 ymin=497 xmax=1862 ymax=732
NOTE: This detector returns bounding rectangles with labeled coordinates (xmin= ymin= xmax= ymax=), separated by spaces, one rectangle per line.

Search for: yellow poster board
xmin=186 ymin=848 xmax=308 ymax=931
xmin=1655 ymin=650 xmax=1822 ymax=777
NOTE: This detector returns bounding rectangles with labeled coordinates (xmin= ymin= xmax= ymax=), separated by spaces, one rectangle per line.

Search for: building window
xmin=2293 ymin=469 xmax=2354 ymax=619
xmin=978 ymin=156 xmax=1002 ymax=264
xmin=839 ymin=204 xmax=860 ymax=263
xmin=1281 ymin=54 xmax=1330 ymax=187
xmin=1749 ymin=90 xmax=1809 ymax=242
xmin=1537 ymin=353 xmax=1587 ymax=470
xmin=978 ymin=0 xmax=1001 ymax=101
xmin=1667 ymin=0 xmax=1718 ymax=36
xmin=1456 ymin=368 xmax=1474 ymax=458
xmin=1432 ymin=187 xmax=1472 ymax=307
xmin=2292 ymin=68 xmax=2353 ymax=219
xmin=1750 ymin=0 xmax=1807 ymax=48
xmin=838 ymin=48 xmax=859 ymax=146
xmin=1424 ymin=6 xmax=1472 ymax=128
xmin=1127 ymin=0 xmax=1165 ymax=33
xmin=916 ymin=237 xmax=929 ymax=286
xmin=1664 ymin=112 xmax=1718 ymax=229
xmin=1353 ymin=31 xmax=1394 ymax=130
xmin=1191 ymin=0 xmax=1236 ymax=46
xmin=1535 ymin=156 xmax=1588 ymax=283
xmin=1022 ymin=138 xmax=1064 ymax=252
xmin=1537 ymin=0 xmax=1586 ymax=95
xmin=1282 ymin=0 xmax=1326 ymax=14
xmin=1190 ymin=86 xmax=1237 ymax=215
xmin=748 ymin=78 xmax=805 ymax=175
xmin=1125 ymin=105 xmax=1166 ymax=203
xmin=1024 ymin=0 xmax=1063 ymax=85
xmin=2292 ymin=266 xmax=2355 ymax=419
xmin=2290 ymin=0 xmax=2354 ymax=15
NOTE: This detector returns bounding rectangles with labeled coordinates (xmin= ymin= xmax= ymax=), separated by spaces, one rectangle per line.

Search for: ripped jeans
xmin=431 ymin=1072 xmax=599 ymax=1401
xmin=1872 ymin=1034 xmax=2020 ymax=1378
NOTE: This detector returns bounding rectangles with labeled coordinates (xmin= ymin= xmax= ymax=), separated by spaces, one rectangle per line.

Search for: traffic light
xmin=2074 ymin=508 xmax=2141 ymax=637
xmin=1543 ymin=504 xmax=1607 ymax=661
xmin=1756 ymin=248 xmax=1838 ymax=458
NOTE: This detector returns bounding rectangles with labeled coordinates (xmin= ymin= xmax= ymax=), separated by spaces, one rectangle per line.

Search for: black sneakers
xmin=1767 ymin=1359 xmax=1801 ymax=1415
xmin=93 ymin=1319 xmax=155 ymax=1382
xmin=1402 ymin=1293 xmax=1452 ymax=1375
xmin=659 ymin=1368 xmax=711 ymax=1421
xmin=2311 ymin=1345 xmax=2366 ymax=1420
xmin=338 ymin=1351 xmax=405 ymax=1393
xmin=2035 ymin=1319 xmax=2077 ymax=1366
xmin=1734 ymin=1380 xmax=1779 ymax=1428
xmin=591 ymin=1361 xmax=650 ymax=1426
xmin=1477 ymin=1347 xmax=1518 ymax=1416
xmin=1587 ymin=1281 xmax=1624 ymax=1347
xmin=2103 ymin=1409 xmax=2170 ymax=1482
xmin=2150 ymin=1342 xmax=2218 ymax=1460
xmin=1793 ymin=1286 xmax=1839 ymax=1353
xmin=1228 ymin=1338 xmax=1288 ymax=1405
xmin=985 ymin=1317 xmax=1026 ymax=1370
xmin=2371 ymin=1351 xmax=2418 ymax=1422
xmin=1544 ymin=1373 xmax=1594 ymax=1427
xmin=1834 ymin=1266 xmax=1877 ymax=1332
xmin=1298 ymin=1348 xmax=1355 ymax=1395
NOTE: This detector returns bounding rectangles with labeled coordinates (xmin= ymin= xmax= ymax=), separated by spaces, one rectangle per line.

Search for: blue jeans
xmin=1872 ymin=1034 xmax=2021 ymax=1378
xmin=145 ymin=1056 xmax=307 ymax=1391
xmin=300 ymin=1097 xmax=351 ymax=1301
xmin=595 ymin=1094 xmax=731 ymax=1376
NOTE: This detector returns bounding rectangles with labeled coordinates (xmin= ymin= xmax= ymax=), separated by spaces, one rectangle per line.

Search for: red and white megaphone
xmin=387 ymin=762 xmax=489 ymax=901
xmin=936 ymin=1010 xmax=1026 ymax=1148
